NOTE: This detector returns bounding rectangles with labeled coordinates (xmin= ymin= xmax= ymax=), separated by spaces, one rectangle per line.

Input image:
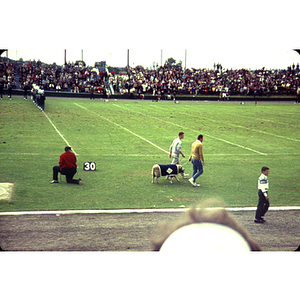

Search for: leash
xmin=180 ymin=159 xmax=190 ymax=167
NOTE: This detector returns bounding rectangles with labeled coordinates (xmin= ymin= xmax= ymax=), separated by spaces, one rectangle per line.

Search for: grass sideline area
xmin=2 ymin=88 xmax=299 ymax=102
xmin=0 ymin=96 xmax=299 ymax=212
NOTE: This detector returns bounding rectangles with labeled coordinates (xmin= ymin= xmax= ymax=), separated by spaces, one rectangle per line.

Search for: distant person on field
xmin=7 ymin=83 xmax=12 ymax=99
xmin=31 ymin=85 xmax=38 ymax=104
xmin=36 ymin=89 xmax=46 ymax=111
xmin=254 ymin=167 xmax=269 ymax=223
xmin=188 ymin=134 xmax=204 ymax=187
xmin=51 ymin=146 xmax=82 ymax=185
xmin=23 ymin=83 xmax=30 ymax=100
xmin=296 ymin=86 xmax=300 ymax=103
xmin=169 ymin=132 xmax=188 ymax=178
xmin=90 ymin=86 xmax=95 ymax=99
xmin=0 ymin=79 xmax=4 ymax=100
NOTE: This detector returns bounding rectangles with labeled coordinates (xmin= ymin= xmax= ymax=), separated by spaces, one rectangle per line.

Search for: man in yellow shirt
xmin=188 ymin=134 xmax=204 ymax=187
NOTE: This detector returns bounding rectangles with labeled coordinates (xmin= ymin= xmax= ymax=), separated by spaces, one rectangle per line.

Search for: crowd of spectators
xmin=0 ymin=61 xmax=17 ymax=89
xmin=17 ymin=60 xmax=112 ymax=95
xmin=125 ymin=63 xmax=300 ymax=99
xmin=0 ymin=59 xmax=113 ymax=97
xmin=1 ymin=58 xmax=300 ymax=100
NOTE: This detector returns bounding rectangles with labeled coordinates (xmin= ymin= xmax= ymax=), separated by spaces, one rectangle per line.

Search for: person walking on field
xmin=169 ymin=132 xmax=188 ymax=178
xmin=188 ymin=134 xmax=204 ymax=187
xmin=51 ymin=146 xmax=82 ymax=185
xmin=254 ymin=167 xmax=270 ymax=223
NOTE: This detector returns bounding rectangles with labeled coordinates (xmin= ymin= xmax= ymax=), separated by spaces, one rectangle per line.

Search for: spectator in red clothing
xmin=51 ymin=146 xmax=82 ymax=185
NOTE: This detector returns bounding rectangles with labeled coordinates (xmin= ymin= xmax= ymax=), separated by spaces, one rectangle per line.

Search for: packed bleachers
xmin=0 ymin=61 xmax=17 ymax=89
xmin=1 ymin=58 xmax=300 ymax=99
xmin=17 ymin=60 xmax=110 ymax=95
xmin=126 ymin=64 xmax=300 ymax=99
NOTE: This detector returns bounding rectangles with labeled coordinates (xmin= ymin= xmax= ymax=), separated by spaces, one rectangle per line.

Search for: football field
xmin=0 ymin=96 xmax=299 ymax=212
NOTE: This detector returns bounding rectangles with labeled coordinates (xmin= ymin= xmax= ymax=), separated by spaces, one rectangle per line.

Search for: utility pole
xmin=127 ymin=49 xmax=129 ymax=68
xmin=127 ymin=49 xmax=130 ymax=82
xmin=185 ymin=49 xmax=187 ymax=70
xmin=81 ymin=49 xmax=83 ymax=62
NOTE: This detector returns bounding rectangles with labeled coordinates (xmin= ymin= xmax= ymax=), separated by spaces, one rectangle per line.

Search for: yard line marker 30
xmin=74 ymin=103 xmax=169 ymax=154
xmin=114 ymin=103 xmax=267 ymax=156
xmin=43 ymin=111 xmax=78 ymax=155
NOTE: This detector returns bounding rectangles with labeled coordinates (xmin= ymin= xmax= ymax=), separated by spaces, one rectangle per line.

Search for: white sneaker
xmin=189 ymin=178 xmax=196 ymax=186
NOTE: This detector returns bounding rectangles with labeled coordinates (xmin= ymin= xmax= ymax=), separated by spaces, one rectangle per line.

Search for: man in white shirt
xmin=169 ymin=132 xmax=188 ymax=178
xmin=254 ymin=167 xmax=270 ymax=223
xmin=169 ymin=132 xmax=185 ymax=164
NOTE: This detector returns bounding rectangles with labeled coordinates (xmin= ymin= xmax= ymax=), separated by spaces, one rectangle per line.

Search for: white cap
xmin=160 ymin=223 xmax=251 ymax=252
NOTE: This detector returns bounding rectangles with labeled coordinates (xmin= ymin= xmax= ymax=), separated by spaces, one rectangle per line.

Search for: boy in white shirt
xmin=254 ymin=167 xmax=270 ymax=223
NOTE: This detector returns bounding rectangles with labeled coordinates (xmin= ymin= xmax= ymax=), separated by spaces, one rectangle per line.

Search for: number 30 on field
xmin=83 ymin=162 xmax=96 ymax=171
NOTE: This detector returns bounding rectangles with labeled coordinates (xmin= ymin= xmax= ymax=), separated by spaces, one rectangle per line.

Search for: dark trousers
xmin=255 ymin=190 xmax=269 ymax=220
xmin=53 ymin=166 xmax=80 ymax=184
xmin=37 ymin=98 xmax=45 ymax=110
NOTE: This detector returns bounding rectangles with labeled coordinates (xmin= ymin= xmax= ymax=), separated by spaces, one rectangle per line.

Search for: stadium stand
xmin=1 ymin=57 xmax=300 ymax=101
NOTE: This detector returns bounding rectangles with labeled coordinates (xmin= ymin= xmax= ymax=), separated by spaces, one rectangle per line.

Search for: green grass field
xmin=0 ymin=96 xmax=299 ymax=212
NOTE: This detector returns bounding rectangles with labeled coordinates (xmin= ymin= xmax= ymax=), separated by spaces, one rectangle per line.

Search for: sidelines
xmin=74 ymin=103 xmax=169 ymax=154
xmin=42 ymin=111 xmax=78 ymax=156
xmin=113 ymin=103 xmax=267 ymax=155
xmin=1 ymin=206 xmax=300 ymax=216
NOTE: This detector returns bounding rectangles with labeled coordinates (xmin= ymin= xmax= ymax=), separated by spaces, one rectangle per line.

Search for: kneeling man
xmin=51 ymin=146 xmax=82 ymax=185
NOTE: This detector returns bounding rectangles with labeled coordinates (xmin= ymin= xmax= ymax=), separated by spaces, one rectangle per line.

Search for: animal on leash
xmin=152 ymin=164 xmax=184 ymax=183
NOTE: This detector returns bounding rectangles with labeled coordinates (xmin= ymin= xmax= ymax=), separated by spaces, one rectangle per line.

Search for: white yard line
xmin=232 ymin=125 xmax=300 ymax=143
xmin=2 ymin=152 xmax=300 ymax=156
xmin=205 ymin=134 xmax=267 ymax=155
xmin=114 ymin=103 xmax=267 ymax=155
xmin=223 ymin=111 xmax=300 ymax=129
xmin=205 ymin=153 xmax=300 ymax=156
xmin=0 ymin=187 xmax=6 ymax=196
xmin=181 ymin=106 xmax=300 ymax=143
xmin=43 ymin=111 xmax=78 ymax=155
xmin=0 ymin=153 xmax=58 ymax=156
xmin=74 ymin=103 xmax=169 ymax=154
xmin=1 ymin=206 xmax=300 ymax=216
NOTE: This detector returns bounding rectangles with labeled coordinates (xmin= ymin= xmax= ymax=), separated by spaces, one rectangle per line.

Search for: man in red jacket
xmin=51 ymin=146 xmax=82 ymax=185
